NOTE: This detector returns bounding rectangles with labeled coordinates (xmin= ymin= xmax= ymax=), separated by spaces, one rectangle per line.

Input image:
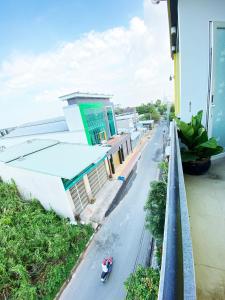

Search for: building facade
xmin=170 ymin=0 xmax=225 ymax=149
xmin=61 ymin=92 xmax=117 ymax=145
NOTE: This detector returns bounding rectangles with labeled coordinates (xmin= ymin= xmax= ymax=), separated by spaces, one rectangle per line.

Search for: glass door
xmin=209 ymin=22 xmax=225 ymax=150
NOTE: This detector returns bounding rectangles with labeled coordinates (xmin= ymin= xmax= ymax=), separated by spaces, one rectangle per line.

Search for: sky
xmin=0 ymin=0 xmax=173 ymax=128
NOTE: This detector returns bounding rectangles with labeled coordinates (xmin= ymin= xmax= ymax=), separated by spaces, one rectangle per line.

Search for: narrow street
xmin=60 ymin=125 xmax=164 ymax=300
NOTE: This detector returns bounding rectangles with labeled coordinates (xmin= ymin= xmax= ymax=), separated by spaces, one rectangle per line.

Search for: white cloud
xmin=0 ymin=1 xmax=173 ymax=128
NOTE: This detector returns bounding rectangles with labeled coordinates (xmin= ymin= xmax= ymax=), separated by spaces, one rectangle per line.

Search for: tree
xmin=155 ymin=99 xmax=162 ymax=107
xmin=144 ymin=181 xmax=167 ymax=242
xmin=169 ymin=103 xmax=175 ymax=121
xmin=158 ymin=104 xmax=167 ymax=115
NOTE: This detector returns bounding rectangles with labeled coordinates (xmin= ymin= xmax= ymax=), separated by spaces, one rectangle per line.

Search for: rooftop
xmin=5 ymin=116 xmax=68 ymax=138
xmin=115 ymin=113 xmax=138 ymax=120
xmin=185 ymin=158 xmax=225 ymax=299
xmin=106 ymin=134 xmax=130 ymax=147
xmin=59 ymin=91 xmax=113 ymax=101
xmin=0 ymin=140 xmax=110 ymax=179
xmin=0 ymin=139 xmax=58 ymax=163
xmin=0 ymin=131 xmax=87 ymax=149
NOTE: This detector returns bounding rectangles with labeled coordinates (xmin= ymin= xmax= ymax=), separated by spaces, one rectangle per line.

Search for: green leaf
xmin=197 ymin=137 xmax=219 ymax=149
xmin=181 ymin=152 xmax=199 ymax=162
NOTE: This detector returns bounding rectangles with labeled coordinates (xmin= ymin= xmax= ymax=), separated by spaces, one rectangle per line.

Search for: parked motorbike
xmin=100 ymin=257 xmax=113 ymax=283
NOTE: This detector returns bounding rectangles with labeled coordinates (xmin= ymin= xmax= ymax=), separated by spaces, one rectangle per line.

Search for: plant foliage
xmin=158 ymin=160 xmax=168 ymax=183
xmin=125 ymin=266 xmax=160 ymax=300
xmin=176 ymin=110 xmax=223 ymax=161
xmin=144 ymin=181 xmax=167 ymax=243
xmin=0 ymin=181 xmax=93 ymax=300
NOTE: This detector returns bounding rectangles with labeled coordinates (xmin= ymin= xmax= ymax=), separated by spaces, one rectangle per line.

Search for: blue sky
xmin=0 ymin=0 xmax=172 ymax=128
xmin=1 ymin=0 xmax=143 ymax=60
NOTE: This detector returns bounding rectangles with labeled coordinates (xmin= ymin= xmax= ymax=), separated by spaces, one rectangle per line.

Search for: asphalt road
xmin=60 ymin=125 xmax=163 ymax=300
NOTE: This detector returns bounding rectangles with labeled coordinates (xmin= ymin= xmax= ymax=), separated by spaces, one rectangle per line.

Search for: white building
xmin=115 ymin=112 xmax=139 ymax=133
xmin=0 ymin=139 xmax=110 ymax=223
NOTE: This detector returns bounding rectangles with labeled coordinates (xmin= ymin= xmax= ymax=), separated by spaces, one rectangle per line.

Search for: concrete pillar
xmin=104 ymin=158 xmax=111 ymax=176
xmin=83 ymin=174 xmax=93 ymax=200
xmin=65 ymin=190 xmax=77 ymax=224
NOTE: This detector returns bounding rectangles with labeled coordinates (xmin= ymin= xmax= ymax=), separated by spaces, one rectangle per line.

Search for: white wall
xmin=0 ymin=163 xmax=76 ymax=223
xmin=63 ymin=105 xmax=85 ymax=132
xmin=116 ymin=118 xmax=134 ymax=131
xmin=178 ymin=0 xmax=225 ymax=123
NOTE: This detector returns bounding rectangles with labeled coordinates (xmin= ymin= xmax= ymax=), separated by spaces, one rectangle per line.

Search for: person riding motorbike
xmin=101 ymin=257 xmax=113 ymax=273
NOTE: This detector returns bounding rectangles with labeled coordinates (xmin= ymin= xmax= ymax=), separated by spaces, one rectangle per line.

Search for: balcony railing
xmin=158 ymin=121 xmax=196 ymax=300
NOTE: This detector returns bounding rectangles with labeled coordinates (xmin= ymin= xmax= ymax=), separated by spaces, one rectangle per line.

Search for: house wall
xmin=63 ymin=105 xmax=86 ymax=132
xmin=178 ymin=0 xmax=225 ymax=123
xmin=116 ymin=119 xmax=134 ymax=131
xmin=0 ymin=163 xmax=76 ymax=223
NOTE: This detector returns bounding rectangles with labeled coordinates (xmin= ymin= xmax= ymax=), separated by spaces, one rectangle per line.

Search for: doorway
xmin=208 ymin=22 xmax=225 ymax=150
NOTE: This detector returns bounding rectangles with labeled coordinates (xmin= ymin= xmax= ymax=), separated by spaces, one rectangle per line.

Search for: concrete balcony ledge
xmin=185 ymin=157 xmax=225 ymax=300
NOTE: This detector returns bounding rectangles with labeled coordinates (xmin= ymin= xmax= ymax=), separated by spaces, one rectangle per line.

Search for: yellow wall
xmin=174 ymin=53 xmax=180 ymax=115
xmin=112 ymin=152 xmax=121 ymax=169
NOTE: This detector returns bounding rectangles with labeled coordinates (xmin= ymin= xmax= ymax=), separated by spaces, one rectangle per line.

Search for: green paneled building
xmin=60 ymin=92 xmax=117 ymax=145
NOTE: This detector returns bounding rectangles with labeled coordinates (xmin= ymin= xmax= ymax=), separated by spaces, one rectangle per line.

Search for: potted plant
xmin=175 ymin=110 xmax=223 ymax=175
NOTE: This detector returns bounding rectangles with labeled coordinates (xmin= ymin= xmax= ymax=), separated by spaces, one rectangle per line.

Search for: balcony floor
xmin=185 ymin=158 xmax=225 ymax=300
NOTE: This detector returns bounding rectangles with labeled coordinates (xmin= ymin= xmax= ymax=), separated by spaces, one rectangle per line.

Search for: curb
xmin=54 ymin=232 xmax=96 ymax=300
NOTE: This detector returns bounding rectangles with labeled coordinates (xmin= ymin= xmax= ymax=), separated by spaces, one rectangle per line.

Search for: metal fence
xmin=158 ymin=121 xmax=196 ymax=300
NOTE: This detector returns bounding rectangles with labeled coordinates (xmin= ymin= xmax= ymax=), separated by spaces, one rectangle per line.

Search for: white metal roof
xmin=6 ymin=116 xmax=68 ymax=138
xmin=59 ymin=91 xmax=113 ymax=101
xmin=4 ymin=141 xmax=110 ymax=179
xmin=0 ymin=139 xmax=59 ymax=163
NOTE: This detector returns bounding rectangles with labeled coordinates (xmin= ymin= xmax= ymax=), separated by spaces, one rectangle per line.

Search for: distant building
xmin=115 ymin=112 xmax=139 ymax=133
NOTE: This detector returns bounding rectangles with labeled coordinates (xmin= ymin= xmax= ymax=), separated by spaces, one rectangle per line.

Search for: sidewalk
xmin=80 ymin=128 xmax=156 ymax=227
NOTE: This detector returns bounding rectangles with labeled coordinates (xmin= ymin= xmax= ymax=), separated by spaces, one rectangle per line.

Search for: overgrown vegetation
xmin=125 ymin=266 xmax=160 ymax=300
xmin=158 ymin=160 xmax=168 ymax=183
xmin=0 ymin=181 xmax=94 ymax=300
xmin=144 ymin=160 xmax=168 ymax=268
xmin=144 ymin=181 xmax=167 ymax=243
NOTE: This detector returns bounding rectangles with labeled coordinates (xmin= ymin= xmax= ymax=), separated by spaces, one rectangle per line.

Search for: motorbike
xmin=100 ymin=257 xmax=113 ymax=283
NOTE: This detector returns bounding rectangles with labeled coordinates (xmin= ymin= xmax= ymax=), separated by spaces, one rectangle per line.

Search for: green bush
xmin=125 ymin=266 xmax=160 ymax=300
xmin=158 ymin=161 xmax=168 ymax=183
xmin=0 ymin=181 xmax=93 ymax=299
xmin=144 ymin=181 xmax=167 ymax=243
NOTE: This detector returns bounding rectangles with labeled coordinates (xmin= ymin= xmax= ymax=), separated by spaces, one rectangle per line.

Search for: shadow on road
xmin=105 ymin=165 xmax=137 ymax=217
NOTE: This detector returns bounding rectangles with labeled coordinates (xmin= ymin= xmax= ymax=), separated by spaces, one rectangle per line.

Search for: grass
xmin=0 ymin=180 xmax=94 ymax=299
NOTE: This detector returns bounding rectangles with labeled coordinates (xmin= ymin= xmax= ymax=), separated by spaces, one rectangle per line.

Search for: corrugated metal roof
xmin=5 ymin=141 xmax=110 ymax=179
xmin=0 ymin=139 xmax=59 ymax=163
xmin=6 ymin=117 xmax=68 ymax=138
